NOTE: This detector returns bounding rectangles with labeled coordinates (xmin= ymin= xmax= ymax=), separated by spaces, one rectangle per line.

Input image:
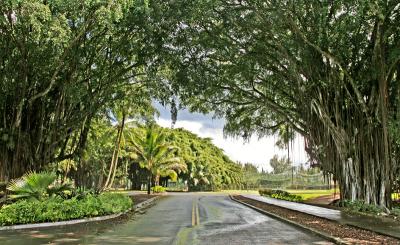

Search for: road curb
xmin=0 ymin=196 xmax=160 ymax=231
xmin=133 ymin=196 xmax=160 ymax=213
xmin=229 ymin=195 xmax=349 ymax=245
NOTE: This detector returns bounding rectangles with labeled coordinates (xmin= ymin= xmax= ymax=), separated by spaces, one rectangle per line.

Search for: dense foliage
xmin=0 ymin=193 xmax=132 ymax=226
xmin=0 ymin=0 xmax=159 ymax=181
xmin=151 ymin=185 xmax=166 ymax=193
xmin=128 ymin=125 xmax=187 ymax=194
xmin=165 ymin=128 xmax=243 ymax=191
xmin=155 ymin=0 xmax=400 ymax=208
xmin=7 ymin=171 xmax=72 ymax=200
xmin=74 ymin=122 xmax=243 ymax=192
xmin=269 ymin=155 xmax=291 ymax=175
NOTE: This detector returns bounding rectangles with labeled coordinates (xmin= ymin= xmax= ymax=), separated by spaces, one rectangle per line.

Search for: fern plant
xmin=7 ymin=171 xmax=73 ymax=201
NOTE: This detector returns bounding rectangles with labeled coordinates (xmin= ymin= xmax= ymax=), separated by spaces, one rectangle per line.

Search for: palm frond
xmin=47 ymin=181 xmax=73 ymax=196
xmin=7 ymin=171 xmax=58 ymax=201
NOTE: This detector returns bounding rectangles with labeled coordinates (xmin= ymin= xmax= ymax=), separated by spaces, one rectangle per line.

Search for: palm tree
xmin=128 ymin=125 xmax=186 ymax=194
xmin=103 ymin=86 xmax=156 ymax=190
xmin=7 ymin=171 xmax=72 ymax=201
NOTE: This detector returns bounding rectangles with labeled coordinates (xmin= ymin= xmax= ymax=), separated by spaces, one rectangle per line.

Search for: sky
xmin=155 ymin=103 xmax=308 ymax=172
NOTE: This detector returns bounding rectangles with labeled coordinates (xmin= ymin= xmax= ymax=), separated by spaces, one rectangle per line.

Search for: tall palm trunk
xmin=147 ymin=173 xmax=152 ymax=195
xmin=103 ymin=113 xmax=126 ymax=190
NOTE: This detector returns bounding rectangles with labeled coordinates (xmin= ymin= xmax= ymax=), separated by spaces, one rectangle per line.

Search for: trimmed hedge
xmin=0 ymin=192 xmax=132 ymax=226
xmin=259 ymin=188 xmax=303 ymax=202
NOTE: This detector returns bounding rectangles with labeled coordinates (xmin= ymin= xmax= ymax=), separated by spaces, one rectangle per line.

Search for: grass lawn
xmin=286 ymin=189 xmax=339 ymax=200
xmin=218 ymin=190 xmax=259 ymax=195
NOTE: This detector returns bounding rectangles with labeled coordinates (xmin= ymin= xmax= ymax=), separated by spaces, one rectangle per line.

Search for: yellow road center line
xmin=195 ymin=202 xmax=200 ymax=225
xmin=192 ymin=200 xmax=196 ymax=227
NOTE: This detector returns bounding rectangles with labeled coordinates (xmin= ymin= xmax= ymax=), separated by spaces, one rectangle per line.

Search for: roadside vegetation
xmin=286 ymin=189 xmax=338 ymax=201
xmin=0 ymin=172 xmax=132 ymax=226
xmin=336 ymin=200 xmax=400 ymax=218
xmin=259 ymin=189 xmax=303 ymax=202
xmin=151 ymin=186 xmax=167 ymax=193
xmin=0 ymin=192 xmax=131 ymax=226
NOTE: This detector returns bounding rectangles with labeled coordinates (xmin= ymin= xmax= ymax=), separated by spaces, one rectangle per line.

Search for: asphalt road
xmin=0 ymin=194 xmax=331 ymax=245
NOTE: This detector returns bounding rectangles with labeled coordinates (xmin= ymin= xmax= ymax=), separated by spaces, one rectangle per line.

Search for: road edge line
xmin=229 ymin=195 xmax=349 ymax=245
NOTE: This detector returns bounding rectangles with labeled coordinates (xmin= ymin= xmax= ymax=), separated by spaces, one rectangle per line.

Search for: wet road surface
xmin=0 ymin=194 xmax=331 ymax=245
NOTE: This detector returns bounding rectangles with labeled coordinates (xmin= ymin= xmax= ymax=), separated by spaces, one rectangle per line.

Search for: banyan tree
xmin=1 ymin=0 xmax=399 ymax=209
xmin=160 ymin=0 xmax=400 ymax=208
xmin=0 ymin=0 xmax=156 ymax=181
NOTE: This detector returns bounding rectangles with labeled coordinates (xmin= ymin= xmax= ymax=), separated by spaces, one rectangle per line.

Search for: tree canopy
xmin=1 ymin=0 xmax=400 ymax=209
xmin=153 ymin=0 xmax=400 ymax=208
xmin=165 ymin=127 xmax=243 ymax=191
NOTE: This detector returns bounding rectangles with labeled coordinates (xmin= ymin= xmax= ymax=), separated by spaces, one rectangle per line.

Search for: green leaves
xmin=7 ymin=171 xmax=73 ymax=201
xmin=152 ymin=0 xmax=400 ymax=207
xmin=0 ymin=0 xmax=155 ymax=180
xmin=0 ymin=193 xmax=132 ymax=226
xmin=164 ymin=127 xmax=243 ymax=191
xmin=128 ymin=125 xmax=186 ymax=179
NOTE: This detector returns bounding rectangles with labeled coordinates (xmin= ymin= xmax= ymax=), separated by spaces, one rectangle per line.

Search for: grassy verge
xmin=0 ymin=193 xmax=132 ymax=226
xmin=286 ymin=189 xmax=339 ymax=200
xmin=217 ymin=190 xmax=259 ymax=195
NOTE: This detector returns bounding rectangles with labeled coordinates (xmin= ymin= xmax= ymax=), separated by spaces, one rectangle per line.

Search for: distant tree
xmin=165 ymin=128 xmax=243 ymax=191
xmin=128 ymin=125 xmax=186 ymax=194
xmin=269 ymin=155 xmax=291 ymax=174
xmin=241 ymin=163 xmax=259 ymax=189
xmin=243 ymin=163 xmax=258 ymax=174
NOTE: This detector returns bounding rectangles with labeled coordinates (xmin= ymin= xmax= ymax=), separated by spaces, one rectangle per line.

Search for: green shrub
xmin=391 ymin=208 xmax=400 ymax=216
xmin=151 ymin=186 xmax=166 ymax=193
xmin=259 ymin=188 xmax=303 ymax=202
xmin=0 ymin=193 xmax=132 ymax=226
xmin=7 ymin=171 xmax=73 ymax=201
xmin=98 ymin=192 xmax=133 ymax=213
xmin=259 ymin=188 xmax=273 ymax=196
xmin=337 ymin=199 xmax=384 ymax=214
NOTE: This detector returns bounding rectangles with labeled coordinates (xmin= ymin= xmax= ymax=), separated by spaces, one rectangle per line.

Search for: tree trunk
xmin=107 ymin=113 xmax=126 ymax=189
xmin=103 ymin=113 xmax=126 ymax=190
xmin=147 ymin=174 xmax=152 ymax=195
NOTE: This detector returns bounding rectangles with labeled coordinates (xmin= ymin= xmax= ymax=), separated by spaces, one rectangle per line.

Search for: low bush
xmin=391 ymin=208 xmax=400 ymax=216
xmin=151 ymin=186 xmax=166 ymax=193
xmin=259 ymin=188 xmax=303 ymax=202
xmin=337 ymin=199 xmax=387 ymax=214
xmin=259 ymin=188 xmax=289 ymax=196
xmin=271 ymin=193 xmax=303 ymax=202
xmin=7 ymin=171 xmax=73 ymax=201
xmin=335 ymin=199 xmax=400 ymax=218
xmin=0 ymin=192 xmax=132 ymax=226
xmin=259 ymin=188 xmax=274 ymax=196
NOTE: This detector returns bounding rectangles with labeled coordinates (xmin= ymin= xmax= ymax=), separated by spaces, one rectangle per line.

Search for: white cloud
xmin=157 ymin=118 xmax=308 ymax=172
